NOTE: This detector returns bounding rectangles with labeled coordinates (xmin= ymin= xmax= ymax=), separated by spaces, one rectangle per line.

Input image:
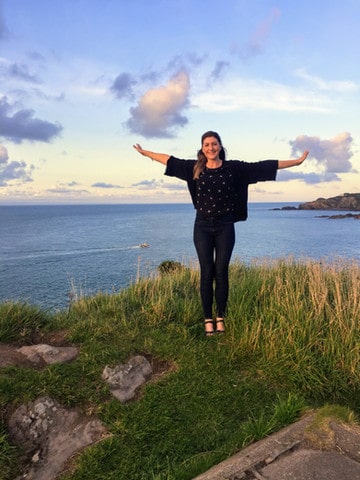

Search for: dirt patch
xmin=0 ymin=343 xmax=37 ymax=368
xmin=30 ymin=329 xmax=71 ymax=346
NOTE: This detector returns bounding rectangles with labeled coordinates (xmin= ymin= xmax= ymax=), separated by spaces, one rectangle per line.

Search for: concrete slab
xmin=193 ymin=413 xmax=360 ymax=480
xmin=262 ymin=449 xmax=360 ymax=480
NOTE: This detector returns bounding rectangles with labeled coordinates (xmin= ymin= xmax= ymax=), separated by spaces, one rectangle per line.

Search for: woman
xmin=134 ymin=131 xmax=309 ymax=336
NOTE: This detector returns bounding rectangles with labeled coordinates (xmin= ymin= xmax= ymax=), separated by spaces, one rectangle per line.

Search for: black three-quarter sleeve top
xmin=164 ymin=156 xmax=278 ymax=222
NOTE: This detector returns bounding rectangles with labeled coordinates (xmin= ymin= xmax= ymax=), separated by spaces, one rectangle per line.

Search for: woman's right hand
xmin=132 ymin=144 xmax=170 ymax=165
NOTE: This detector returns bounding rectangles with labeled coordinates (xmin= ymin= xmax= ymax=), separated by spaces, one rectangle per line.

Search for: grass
xmin=0 ymin=257 xmax=359 ymax=479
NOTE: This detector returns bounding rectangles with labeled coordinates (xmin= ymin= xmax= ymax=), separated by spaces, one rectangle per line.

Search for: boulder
xmin=8 ymin=396 xmax=107 ymax=480
xmin=17 ymin=344 xmax=79 ymax=366
xmin=102 ymin=355 xmax=153 ymax=402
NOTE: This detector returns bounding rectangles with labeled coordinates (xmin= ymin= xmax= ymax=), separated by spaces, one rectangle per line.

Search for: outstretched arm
xmin=133 ymin=144 xmax=170 ymax=165
xmin=277 ymin=150 xmax=309 ymax=169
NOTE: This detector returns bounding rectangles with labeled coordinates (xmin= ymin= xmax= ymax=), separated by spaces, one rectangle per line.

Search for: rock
xmin=102 ymin=355 xmax=153 ymax=402
xmin=328 ymin=213 xmax=360 ymax=220
xmin=262 ymin=449 xmax=360 ymax=480
xmin=17 ymin=344 xmax=79 ymax=366
xmin=8 ymin=396 xmax=107 ymax=480
xmin=272 ymin=206 xmax=297 ymax=211
xmin=298 ymin=193 xmax=360 ymax=211
xmin=194 ymin=414 xmax=360 ymax=480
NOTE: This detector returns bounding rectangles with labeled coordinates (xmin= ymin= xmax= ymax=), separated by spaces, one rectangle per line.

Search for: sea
xmin=1 ymin=203 xmax=359 ymax=311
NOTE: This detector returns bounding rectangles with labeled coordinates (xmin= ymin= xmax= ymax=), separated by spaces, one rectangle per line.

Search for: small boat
xmin=139 ymin=243 xmax=150 ymax=248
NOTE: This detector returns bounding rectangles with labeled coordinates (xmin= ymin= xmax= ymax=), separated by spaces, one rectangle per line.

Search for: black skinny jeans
xmin=193 ymin=214 xmax=235 ymax=319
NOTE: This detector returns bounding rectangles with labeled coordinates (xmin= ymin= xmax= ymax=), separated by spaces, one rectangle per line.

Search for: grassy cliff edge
xmin=0 ymin=257 xmax=359 ymax=479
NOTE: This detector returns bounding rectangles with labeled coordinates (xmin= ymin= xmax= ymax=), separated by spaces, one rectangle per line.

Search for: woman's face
xmin=202 ymin=136 xmax=222 ymax=161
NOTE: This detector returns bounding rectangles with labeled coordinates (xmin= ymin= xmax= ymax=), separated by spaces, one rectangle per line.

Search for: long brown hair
xmin=193 ymin=131 xmax=226 ymax=180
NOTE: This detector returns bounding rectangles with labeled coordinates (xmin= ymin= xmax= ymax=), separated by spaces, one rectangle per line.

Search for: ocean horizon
xmin=1 ymin=202 xmax=359 ymax=311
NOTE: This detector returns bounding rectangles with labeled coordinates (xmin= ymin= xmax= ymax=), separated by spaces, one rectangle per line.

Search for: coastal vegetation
xmin=0 ymin=257 xmax=359 ymax=479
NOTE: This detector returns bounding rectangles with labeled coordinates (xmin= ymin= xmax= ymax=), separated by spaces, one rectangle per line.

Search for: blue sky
xmin=0 ymin=0 xmax=359 ymax=204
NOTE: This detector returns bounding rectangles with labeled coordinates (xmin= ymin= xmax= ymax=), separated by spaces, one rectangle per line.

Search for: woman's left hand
xmin=298 ymin=150 xmax=309 ymax=165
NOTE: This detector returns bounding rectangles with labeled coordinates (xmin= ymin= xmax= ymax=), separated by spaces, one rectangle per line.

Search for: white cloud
xmin=295 ymin=69 xmax=359 ymax=93
xmin=0 ymin=144 xmax=34 ymax=186
xmin=290 ymin=132 xmax=354 ymax=173
xmin=126 ymin=70 xmax=191 ymax=138
xmin=193 ymin=77 xmax=333 ymax=113
xmin=132 ymin=178 xmax=186 ymax=191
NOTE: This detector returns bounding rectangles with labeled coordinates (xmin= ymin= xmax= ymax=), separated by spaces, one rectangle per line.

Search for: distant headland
xmin=273 ymin=193 xmax=360 ymax=219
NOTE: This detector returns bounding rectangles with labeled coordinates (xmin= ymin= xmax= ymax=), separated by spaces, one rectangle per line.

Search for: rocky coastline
xmin=273 ymin=193 xmax=360 ymax=219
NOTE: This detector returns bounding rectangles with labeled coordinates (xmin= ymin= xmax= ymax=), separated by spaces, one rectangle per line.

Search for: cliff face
xmin=298 ymin=193 xmax=360 ymax=211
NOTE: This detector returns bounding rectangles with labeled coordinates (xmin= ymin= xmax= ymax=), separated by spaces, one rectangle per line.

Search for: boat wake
xmin=3 ymin=244 xmax=151 ymax=261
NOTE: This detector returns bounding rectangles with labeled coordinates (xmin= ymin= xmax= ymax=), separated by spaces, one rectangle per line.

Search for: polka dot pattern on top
xmin=195 ymin=165 xmax=235 ymax=217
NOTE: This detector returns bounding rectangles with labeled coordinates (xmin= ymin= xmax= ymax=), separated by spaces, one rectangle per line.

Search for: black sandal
xmin=204 ymin=319 xmax=215 ymax=336
xmin=215 ymin=318 xmax=225 ymax=334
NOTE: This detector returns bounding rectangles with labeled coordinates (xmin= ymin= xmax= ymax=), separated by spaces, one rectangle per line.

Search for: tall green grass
xmin=227 ymin=258 xmax=360 ymax=400
xmin=0 ymin=258 xmax=359 ymax=480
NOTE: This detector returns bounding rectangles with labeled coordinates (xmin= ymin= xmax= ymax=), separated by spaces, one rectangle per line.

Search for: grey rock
xmin=262 ymin=449 xmax=360 ymax=480
xmin=17 ymin=344 xmax=78 ymax=366
xmin=102 ymin=355 xmax=153 ymax=402
xmin=8 ymin=396 xmax=107 ymax=480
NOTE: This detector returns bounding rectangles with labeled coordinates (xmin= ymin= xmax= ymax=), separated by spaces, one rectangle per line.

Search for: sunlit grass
xmin=0 ymin=257 xmax=359 ymax=479
xmin=227 ymin=258 xmax=360 ymax=400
